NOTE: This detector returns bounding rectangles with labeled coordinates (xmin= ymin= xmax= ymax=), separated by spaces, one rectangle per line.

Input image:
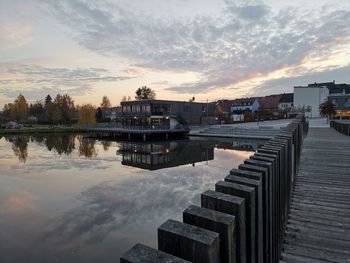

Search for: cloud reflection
xmin=43 ymin=148 xmax=252 ymax=246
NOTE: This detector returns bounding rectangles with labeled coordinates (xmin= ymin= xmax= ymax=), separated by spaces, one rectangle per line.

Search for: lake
xmin=0 ymin=134 xmax=264 ymax=263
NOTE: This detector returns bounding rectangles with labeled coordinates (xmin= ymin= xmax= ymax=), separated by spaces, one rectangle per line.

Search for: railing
xmin=330 ymin=120 xmax=350 ymax=136
xmin=120 ymin=114 xmax=309 ymax=263
xmin=115 ymin=111 xmax=171 ymax=118
xmin=82 ymin=124 xmax=187 ymax=131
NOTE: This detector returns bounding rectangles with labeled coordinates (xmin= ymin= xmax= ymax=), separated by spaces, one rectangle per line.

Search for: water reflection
xmin=3 ymin=134 xmax=101 ymax=161
xmin=5 ymin=136 xmax=30 ymax=163
xmin=0 ymin=133 xmax=261 ymax=263
xmin=45 ymin=134 xmax=76 ymax=155
xmin=3 ymin=134 xmax=266 ymax=166
xmin=118 ymin=140 xmax=215 ymax=170
xmin=78 ymin=138 xmax=98 ymax=158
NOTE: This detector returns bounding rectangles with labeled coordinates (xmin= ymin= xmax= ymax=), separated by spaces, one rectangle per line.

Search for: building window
xmin=202 ymin=106 xmax=206 ymax=112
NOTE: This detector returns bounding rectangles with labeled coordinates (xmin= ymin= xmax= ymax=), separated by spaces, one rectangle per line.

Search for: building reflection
xmin=117 ymin=140 xmax=215 ymax=170
xmin=213 ymin=138 xmax=267 ymax=151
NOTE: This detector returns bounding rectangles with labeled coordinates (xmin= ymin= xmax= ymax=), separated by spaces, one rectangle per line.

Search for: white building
xmin=294 ymin=85 xmax=329 ymax=118
xmin=230 ymin=98 xmax=259 ymax=122
xmin=278 ymin=93 xmax=294 ymax=110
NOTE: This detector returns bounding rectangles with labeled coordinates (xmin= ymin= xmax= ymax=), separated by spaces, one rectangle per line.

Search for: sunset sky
xmin=1 ymin=0 xmax=350 ymax=107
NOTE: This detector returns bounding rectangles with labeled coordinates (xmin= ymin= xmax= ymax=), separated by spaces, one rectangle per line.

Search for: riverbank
xmin=0 ymin=125 xmax=84 ymax=135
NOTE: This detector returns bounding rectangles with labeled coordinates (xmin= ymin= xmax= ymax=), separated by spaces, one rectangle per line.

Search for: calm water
xmin=0 ymin=134 xmax=262 ymax=263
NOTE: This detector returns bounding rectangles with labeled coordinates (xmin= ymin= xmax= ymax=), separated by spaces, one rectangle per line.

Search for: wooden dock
xmin=281 ymin=128 xmax=350 ymax=262
xmin=82 ymin=126 xmax=189 ymax=140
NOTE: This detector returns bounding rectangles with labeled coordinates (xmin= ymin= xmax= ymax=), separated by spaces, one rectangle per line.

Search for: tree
xmin=135 ymin=86 xmax=156 ymax=100
xmin=29 ymin=101 xmax=45 ymax=121
xmin=3 ymin=103 xmax=15 ymax=121
xmin=45 ymin=94 xmax=52 ymax=106
xmin=319 ymin=100 xmax=336 ymax=123
xmin=96 ymin=107 xmax=103 ymax=122
xmin=100 ymin=96 xmax=111 ymax=110
xmin=78 ymin=104 xmax=96 ymax=126
xmin=244 ymin=111 xmax=254 ymax=122
xmin=53 ymin=94 xmax=76 ymax=124
xmin=13 ymin=94 xmax=28 ymax=122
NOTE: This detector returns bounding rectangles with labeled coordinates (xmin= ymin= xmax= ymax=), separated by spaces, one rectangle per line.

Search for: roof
xmin=215 ymin=100 xmax=235 ymax=113
xmin=258 ymin=95 xmax=281 ymax=109
xmin=231 ymin=97 xmax=257 ymax=106
xmin=279 ymin=93 xmax=294 ymax=103
xmin=121 ymin=99 xmax=213 ymax=106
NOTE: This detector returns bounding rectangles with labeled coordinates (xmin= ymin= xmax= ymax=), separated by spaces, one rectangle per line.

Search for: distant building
xmin=278 ymin=93 xmax=294 ymax=110
xmin=328 ymin=83 xmax=350 ymax=119
xmin=294 ymin=81 xmax=350 ymax=118
xmin=230 ymin=97 xmax=259 ymax=122
xmin=294 ymin=84 xmax=329 ymax=118
xmin=258 ymin=95 xmax=281 ymax=110
xmin=120 ymin=99 xmax=216 ymax=128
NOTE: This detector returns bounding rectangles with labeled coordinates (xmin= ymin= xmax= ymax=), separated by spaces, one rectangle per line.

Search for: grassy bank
xmin=0 ymin=125 xmax=85 ymax=135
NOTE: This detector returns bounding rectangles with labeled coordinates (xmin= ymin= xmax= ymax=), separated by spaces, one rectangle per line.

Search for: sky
xmin=1 ymin=0 xmax=350 ymax=107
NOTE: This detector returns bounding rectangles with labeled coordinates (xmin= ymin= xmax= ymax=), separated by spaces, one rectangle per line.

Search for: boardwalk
xmin=282 ymin=128 xmax=350 ymax=262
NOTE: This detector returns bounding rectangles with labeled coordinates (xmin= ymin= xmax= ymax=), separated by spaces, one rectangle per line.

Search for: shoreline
xmin=0 ymin=127 xmax=86 ymax=135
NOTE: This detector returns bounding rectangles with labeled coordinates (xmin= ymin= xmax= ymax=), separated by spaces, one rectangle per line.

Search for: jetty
xmin=281 ymin=126 xmax=350 ymax=262
xmin=120 ymin=116 xmax=350 ymax=263
xmin=82 ymin=125 xmax=189 ymax=141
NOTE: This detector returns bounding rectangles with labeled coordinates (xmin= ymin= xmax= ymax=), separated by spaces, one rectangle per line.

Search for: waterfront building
xmin=120 ymin=99 xmax=216 ymax=128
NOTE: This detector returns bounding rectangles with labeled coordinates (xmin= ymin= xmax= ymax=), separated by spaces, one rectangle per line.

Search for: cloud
xmin=39 ymin=0 xmax=350 ymax=95
xmin=0 ymin=22 xmax=33 ymax=49
xmin=0 ymin=64 xmax=134 ymax=100
xmin=254 ymin=64 xmax=350 ymax=95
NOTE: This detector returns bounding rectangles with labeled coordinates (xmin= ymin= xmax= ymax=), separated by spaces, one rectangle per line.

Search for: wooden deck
xmin=281 ymin=128 xmax=350 ymax=262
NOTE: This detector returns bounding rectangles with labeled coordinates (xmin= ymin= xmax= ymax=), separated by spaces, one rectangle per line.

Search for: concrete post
xmin=238 ymin=163 xmax=270 ymax=263
xmin=201 ymin=190 xmax=246 ymax=263
xmin=158 ymin=219 xmax=220 ymax=263
xmin=225 ymin=174 xmax=263 ymax=263
xmin=215 ymin=181 xmax=256 ymax=263
xmin=183 ymin=205 xmax=236 ymax=263
xmin=121 ymin=243 xmax=191 ymax=263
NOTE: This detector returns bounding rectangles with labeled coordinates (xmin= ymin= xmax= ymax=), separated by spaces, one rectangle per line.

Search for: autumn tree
xmin=319 ymin=100 xmax=336 ymax=123
xmin=54 ymin=94 xmax=76 ymax=124
xmin=29 ymin=101 xmax=45 ymax=121
xmin=45 ymin=94 xmax=52 ymax=106
xmin=78 ymin=104 xmax=96 ymax=126
xmin=13 ymin=94 xmax=28 ymax=122
xmin=100 ymin=96 xmax=111 ymax=110
xmin=121 ymin=95 xmax=131 ymax=102
xmin=2 ymin=103 xmax=15 ymax=121
xmin=135 ymin=86 xmax=156 ymax=100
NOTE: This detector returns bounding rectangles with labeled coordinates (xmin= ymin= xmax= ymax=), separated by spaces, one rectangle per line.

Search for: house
xmin=230 ymin=97 xmax=259 ymax=122
xmin=215 ymin=100 xmax=235 ymax=123
xmin=120 ymin=99 xmax=216 ymax=128
xmin=278 ymin=93 xmax=294 ymax=110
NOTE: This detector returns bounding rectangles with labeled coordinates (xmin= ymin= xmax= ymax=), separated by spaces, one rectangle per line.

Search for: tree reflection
xmin=44 ymin=134 xmax=75 ymax=155
xmin=10 ymin=136 xmax=29 ymax=163
xmin=79 ymin=137 xmax=97 ymax=158
xmin=101 ymin=140 xmax=111 ymax=151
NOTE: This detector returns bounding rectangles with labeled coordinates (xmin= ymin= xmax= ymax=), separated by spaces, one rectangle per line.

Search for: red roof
xmin=231 ymin=97 xmax=257 ymax=106
xmin=258 ymin=95 xmax=281 ymax=109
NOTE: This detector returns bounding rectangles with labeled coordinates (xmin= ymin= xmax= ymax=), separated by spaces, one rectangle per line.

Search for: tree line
xmin=1 ymin=86 xmax=157 ymax=126
xmin=2 ymin=94 xmax=78 ymax=125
